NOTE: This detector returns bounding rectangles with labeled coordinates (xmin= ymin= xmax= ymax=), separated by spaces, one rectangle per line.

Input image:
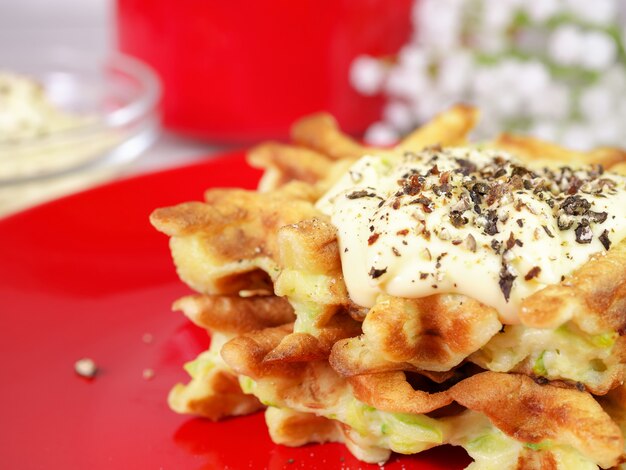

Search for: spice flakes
xmin=317 ymin=147 xmax=626 ymax=322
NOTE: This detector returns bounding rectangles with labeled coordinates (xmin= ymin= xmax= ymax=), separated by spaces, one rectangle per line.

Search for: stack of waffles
xmin=151 ymin=106 xmax=626 ymax=469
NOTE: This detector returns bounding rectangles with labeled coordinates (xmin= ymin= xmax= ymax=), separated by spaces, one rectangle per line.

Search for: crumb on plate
xmin=74 ymin=358 xmax=98 ymax=378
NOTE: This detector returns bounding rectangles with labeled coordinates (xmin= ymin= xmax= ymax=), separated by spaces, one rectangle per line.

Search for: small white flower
xmin=516 ymin=61 xmax=550 ymax=99
xmin=579 ymin=86 xmax=614 ymax=122
xmin=548 ymin=25 xmax=583 ymax=66
xmin=385 ymin=66 xmax=431 ymax=100
xmin=524 ymin=0 xmax=561 ymax=23
xmin=616 ymin=98 xmax=626 ymax=126
xmin=437 ymin=51 xmax=473 ymax=95
xmin=416 ymin=0 xmax=463 ymax=51
xmin=561 ymin=123 xmax=593 ymax=151
xmin=364 ymin=122 xmax=399 ymax=146
xmin=471 ymin=67 xmax=500 ymax=98
xmin=592 ymin=120 xmax=621 ymax=145
xmin=600 ymin=65 xmax=626 ymax=94
xmin=493 ymin=91 xmax=523 ymax=117
xmin=412 ymin=91 xmax=454 ymax=122
xmin=398 ymin=45 xmax=429 ymax=71
xmin=383 ymin=101 xmax=414 ymax=133
xmin=474 ymin=31 xmax=508 ymax=55
xmin=498 ymin=60 xmax=524 ymax=87
xmin=565 ymin=0 xmax=616 ymax=25
xmin=482 ymin=1 xmax=516 ymax=31
xmin=528 ymin=82 xmax=571 ymax=120
xmin=505 ymin=0 xmax=526 ymax=9
xmin=618 ymin=93 xmax=626 ymax=113
xmin=516 ymin=29 xmax=550 ymax=56
xmin=410 ymin=0 xmax=423 ymax=27
xmin=350 ymin=55 xmax=386 ymax=96
xmin=563 ymin=0 xmax=589 ymax=17
xmin=579 ymin=31 xmax=617 ymax=71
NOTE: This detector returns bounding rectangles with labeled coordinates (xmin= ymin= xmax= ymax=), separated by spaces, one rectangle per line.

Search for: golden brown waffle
xmin=491 ymin=133 xmax=626 ymax=171
xmin=166 ymin=293 xmax=296 ymax=422
xmin=330 ymin=294 xmax=502 ymax=374
xmin=167 ymin=348 xmax=263 ymax=421
xmin=520 ymin=238 xmax=626 ymax=332
xmin=220 ymin=322 xmax=624 ymax=468
xmin=265 ymin=407 xmax=343 ymax=447
xmin=173 ymin=294 xmax=295 ymax=333
xmin=248 ymin=142 xmax=333 ymax=191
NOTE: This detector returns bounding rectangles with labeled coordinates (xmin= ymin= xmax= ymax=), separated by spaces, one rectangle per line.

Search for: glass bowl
xmin=0 ymin=49 xmax=161 ymax=186
xmin=0 ymin=48 xmax=161 ymax=217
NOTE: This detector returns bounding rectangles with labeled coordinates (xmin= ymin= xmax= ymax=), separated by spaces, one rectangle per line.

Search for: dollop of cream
xmin=317 ymin=147 xmax=626 ymax=324
xmin=0 ymin=72 xmax=89 ymax=142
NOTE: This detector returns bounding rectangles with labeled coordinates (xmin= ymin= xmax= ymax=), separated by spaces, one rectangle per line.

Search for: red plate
xmin=0 ymin=152 xmax=471 ymax=469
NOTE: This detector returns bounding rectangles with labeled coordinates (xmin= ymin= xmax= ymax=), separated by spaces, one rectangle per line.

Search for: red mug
xmin=116 ymin=0 xmax=413 ymax=142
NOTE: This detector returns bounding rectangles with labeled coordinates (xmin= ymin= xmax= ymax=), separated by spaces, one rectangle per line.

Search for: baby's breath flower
xmin=364 ymin=122 xmax=398 ymax=147
xmin=351 ymin=0 xmax=626 ymax=151
xmin=580 ymin=32 xmax=617 ymax=71
xmin=350 ymin=56 xmax=386 ymax=96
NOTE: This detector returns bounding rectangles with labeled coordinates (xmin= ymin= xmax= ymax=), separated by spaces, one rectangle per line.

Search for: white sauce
xmin=317 ymin=147 xmax=626 ymax=324
xmin=0 ymin=72 xmax=121 ymax=217
xmin=0 ymin=72 xmax=90 ymax=142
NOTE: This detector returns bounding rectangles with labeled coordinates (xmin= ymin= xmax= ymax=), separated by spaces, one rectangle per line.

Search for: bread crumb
xmin=142 ymin=368 xmax=155 ymax=380
xmin=74 ymin=358 xmax=98 ymax=378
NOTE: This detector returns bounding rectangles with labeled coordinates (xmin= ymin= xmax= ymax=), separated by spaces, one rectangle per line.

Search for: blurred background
xmin=1 ymin=0 xmax=625 ymax=216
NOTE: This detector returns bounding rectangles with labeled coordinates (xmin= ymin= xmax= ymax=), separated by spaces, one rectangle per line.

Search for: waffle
xmin=151 ymin=106 xmax=626 ymax=469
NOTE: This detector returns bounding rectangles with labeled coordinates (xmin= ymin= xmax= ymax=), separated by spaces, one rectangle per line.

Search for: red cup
xmin=116 ymin=0 xmax=412 ymax=142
